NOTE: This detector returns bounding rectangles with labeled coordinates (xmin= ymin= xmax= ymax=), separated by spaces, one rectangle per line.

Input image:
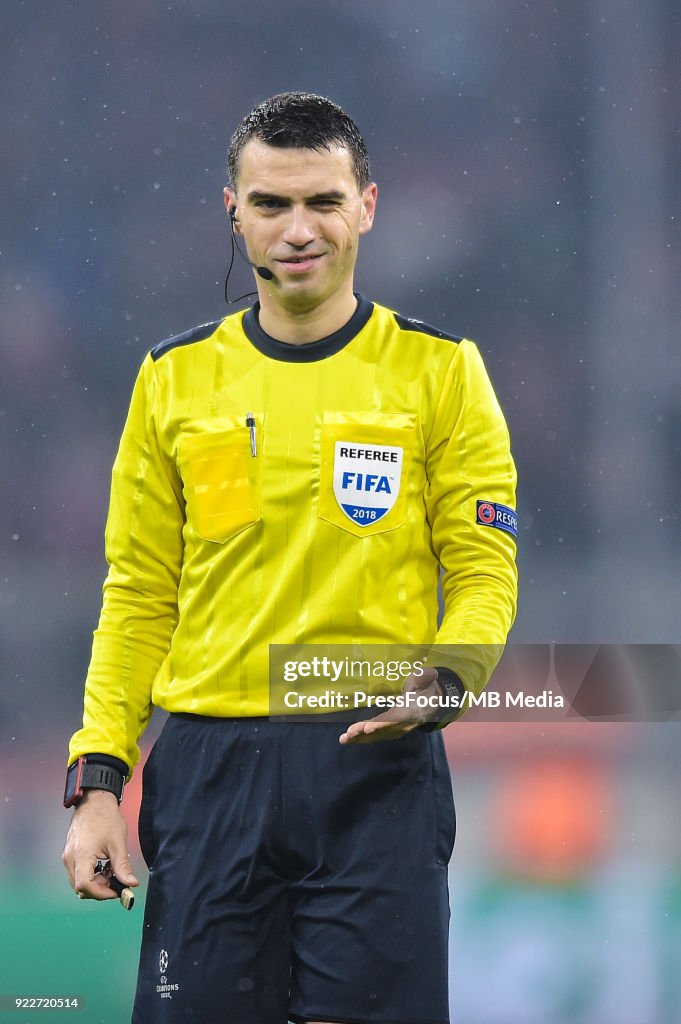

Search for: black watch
xmin=419 ymin=667 xmax=466 ymax=732
xmin=435 ymin=668 xmax=466 ymax=706
xmin=63 ymin=756 xmax=125 ymax=808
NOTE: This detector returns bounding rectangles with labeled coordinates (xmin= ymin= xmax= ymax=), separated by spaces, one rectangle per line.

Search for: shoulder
xmin=150 ymin=317 xmax=227 ymax=362
xmin=374 ymin=302 xmax=463 ymax=345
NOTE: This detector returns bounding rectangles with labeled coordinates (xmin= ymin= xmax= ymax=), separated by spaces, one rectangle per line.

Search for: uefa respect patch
xmin=476 ymin=500 xmax=518 ymax=538
xmin=333 ymin=440 xmax=403 ymax=526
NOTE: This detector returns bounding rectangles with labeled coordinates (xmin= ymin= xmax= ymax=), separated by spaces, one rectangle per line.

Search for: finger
xmin=413 ymin=666 xmax=439 ymax=687
xmin=359 ymin=721 xmax=417 ymax=742
xmin=106 ymin=874 xmax=136 ymax=910
xmin=91 ymin=860 xmax=136 ymax=910
xmin=342 ymin=727 xmax=387 ymax=744
xmin=338 ymin=719 xmax=372 ymax=744
xmin=75 ymin=865 xmax=118 ymax=901
xmin=73 ymin=854 xmax=97 ymax=894
xmin=342 ymin=727 xmax=403 ymax=744
xmin=74 ymin=859 xmax=107 ymax=898
xmin=364 ymin=706 xmax=414 ymax=727
xmin=362 ymin=719 xmax=392 ymax=734
xmin=340 ymin=719 xmax=416 ymax=744
xmin=61 ymin=845 xmax=76 ymax=889
xmin=339 ymin=706 xmax=413 ymax=740
xmin=77 ymin=884 xmax=117 ymax=901
xmin=110 ymin=851 xmax=140 ymax=887
xmin=340 ymin=715 xmax=395 ymax=739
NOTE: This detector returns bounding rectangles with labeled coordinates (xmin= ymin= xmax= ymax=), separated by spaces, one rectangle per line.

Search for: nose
xmin=281 ymin=205 xmax=317 ymax=248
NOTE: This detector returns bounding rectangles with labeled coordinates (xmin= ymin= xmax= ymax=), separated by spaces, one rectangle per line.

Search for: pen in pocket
xmin=246 ymin=412 xmax=257 ymax=456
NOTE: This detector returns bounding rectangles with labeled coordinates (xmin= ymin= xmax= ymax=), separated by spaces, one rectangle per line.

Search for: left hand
xmin=338 ymin=666 xmax=442 ymax=744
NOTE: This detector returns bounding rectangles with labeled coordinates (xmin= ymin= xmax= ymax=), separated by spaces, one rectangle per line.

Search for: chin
xmin=280 ymin=281 xmax=331 ymax=310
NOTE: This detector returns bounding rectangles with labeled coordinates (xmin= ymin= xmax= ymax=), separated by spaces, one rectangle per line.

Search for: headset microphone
xmin=224 ymin=210 xmax=273 ymax=305
xmin=238 ymin=243 xmax=274 ymax=282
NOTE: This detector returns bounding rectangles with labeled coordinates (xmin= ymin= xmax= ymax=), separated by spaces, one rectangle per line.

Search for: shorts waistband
xmin=169 ymin=709 xmax=372 ymax=725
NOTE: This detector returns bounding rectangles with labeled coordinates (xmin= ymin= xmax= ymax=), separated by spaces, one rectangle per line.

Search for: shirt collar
xmin=242 ymin=293 xmax=374 ymax=363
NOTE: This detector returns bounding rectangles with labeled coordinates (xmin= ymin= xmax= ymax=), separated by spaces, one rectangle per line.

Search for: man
xmin=62 ymin=92 xmax=517 ymax=1024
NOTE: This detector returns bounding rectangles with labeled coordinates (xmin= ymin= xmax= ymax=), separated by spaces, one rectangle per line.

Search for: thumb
xmin=420 ymin=666 xmax=439 ymax=686
xmin=406 ymin=665 xmax=439 ymax=692
xmin=110 ymin=849 xmax=139 ymax=886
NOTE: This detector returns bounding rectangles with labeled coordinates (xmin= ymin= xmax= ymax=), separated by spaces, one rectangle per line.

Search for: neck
xmin=256 ymin=284 xmax=358 ymax=345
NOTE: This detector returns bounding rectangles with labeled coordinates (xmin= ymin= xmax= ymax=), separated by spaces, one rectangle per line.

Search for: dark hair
xmin=227 ymin=91 xmax=370 ymax=192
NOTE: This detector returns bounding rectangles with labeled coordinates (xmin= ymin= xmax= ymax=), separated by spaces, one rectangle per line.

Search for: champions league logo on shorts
xmin=157 ymin=948 xmax=180 ymax=999
xmin=333 ymin=441 xmax=403 ymax=526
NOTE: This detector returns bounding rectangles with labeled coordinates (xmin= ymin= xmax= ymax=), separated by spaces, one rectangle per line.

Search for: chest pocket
xmin=318 ymin=411 xmax=417 ymax=538
xmin=178 ymin=418 xmax=262 ymax=543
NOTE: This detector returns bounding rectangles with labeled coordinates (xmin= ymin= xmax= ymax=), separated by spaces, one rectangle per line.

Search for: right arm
xmin=63 ymin=354 xmax=184 ymax=898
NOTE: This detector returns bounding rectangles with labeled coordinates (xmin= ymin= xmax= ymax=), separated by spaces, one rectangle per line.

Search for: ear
xmin=358 ymin=183 xmax=378 ymax=236
xmin=223 ymin=187 xmax=243 ymax=234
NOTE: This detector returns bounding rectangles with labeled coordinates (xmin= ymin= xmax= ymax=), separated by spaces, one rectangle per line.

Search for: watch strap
xmin=419 ymin=667 xmax=466 ymax=732
xmin=64 ymin=756 xmax=125 ymax=807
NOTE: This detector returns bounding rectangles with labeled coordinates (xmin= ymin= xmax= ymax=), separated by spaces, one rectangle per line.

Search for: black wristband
xmin=63 ymin=755 xmax=126 ymax=808
xmin=81 ymin=752 xmax=129 ymax=778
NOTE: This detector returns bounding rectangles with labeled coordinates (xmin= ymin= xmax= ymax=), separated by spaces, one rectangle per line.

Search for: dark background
xmin=1 ymin=2 xmax=680 ymax=1021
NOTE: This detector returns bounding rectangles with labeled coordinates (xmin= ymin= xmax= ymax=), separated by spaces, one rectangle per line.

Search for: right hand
xmin=62 ymin=789 xmax=139 ymax=901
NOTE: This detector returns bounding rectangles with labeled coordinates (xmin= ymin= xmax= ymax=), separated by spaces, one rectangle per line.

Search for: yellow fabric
xmin=69 ymin=299 xmax=518 ymax=772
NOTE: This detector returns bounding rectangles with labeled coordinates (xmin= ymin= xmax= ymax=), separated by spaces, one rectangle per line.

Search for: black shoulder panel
xmin=151 ymin=318 xmax=224 ymax=361
xmin=393 ymin=312 xmax=462 ymax=344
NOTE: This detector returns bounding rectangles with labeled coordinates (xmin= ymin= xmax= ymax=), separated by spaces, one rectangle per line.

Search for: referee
xmin=62 ymin=92 xmax=517 ymax=1024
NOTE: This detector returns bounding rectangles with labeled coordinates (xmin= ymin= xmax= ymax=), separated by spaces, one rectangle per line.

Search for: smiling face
xmin=225 ymin=139 xmax=377 ymax=318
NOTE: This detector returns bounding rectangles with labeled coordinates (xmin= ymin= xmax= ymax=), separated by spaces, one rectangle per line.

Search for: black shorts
xmin=132 ymin=714 xmax=455 ymax=1024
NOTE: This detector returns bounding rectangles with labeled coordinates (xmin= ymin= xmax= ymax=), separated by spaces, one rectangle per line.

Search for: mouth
xmin=275 ymin=254 xmax=324 ymax=274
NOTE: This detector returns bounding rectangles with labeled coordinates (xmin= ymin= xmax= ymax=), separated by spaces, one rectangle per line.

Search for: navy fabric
xmin=132 ymin=715 xmax=455 ymax=1024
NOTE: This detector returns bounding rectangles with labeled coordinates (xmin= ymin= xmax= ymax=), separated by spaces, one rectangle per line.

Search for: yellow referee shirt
xmin=69 ymin=296 xmax=517 ymax=771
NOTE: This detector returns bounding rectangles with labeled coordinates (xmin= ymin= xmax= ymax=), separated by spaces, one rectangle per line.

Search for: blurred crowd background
xmin=1 ymin=1 xmax=680 ymax=1021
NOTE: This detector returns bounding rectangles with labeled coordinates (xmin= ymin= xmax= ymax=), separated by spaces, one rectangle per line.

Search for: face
xmin=225 ymin=139 xmax=377 ymax=313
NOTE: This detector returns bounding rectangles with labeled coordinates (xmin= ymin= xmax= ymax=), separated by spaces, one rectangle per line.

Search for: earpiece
xmin=224 ymin=206 xmax=275 ymax=302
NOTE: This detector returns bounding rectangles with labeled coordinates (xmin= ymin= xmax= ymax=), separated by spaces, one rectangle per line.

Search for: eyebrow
xmin=246 ymin=190 xmax=347 ymax=204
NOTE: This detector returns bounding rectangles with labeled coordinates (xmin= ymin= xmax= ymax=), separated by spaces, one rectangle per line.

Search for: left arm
xmin=340 ymin=339 xmax=517 ymax=744
xmin=423 ymin=338 xmax=518 ymax=698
